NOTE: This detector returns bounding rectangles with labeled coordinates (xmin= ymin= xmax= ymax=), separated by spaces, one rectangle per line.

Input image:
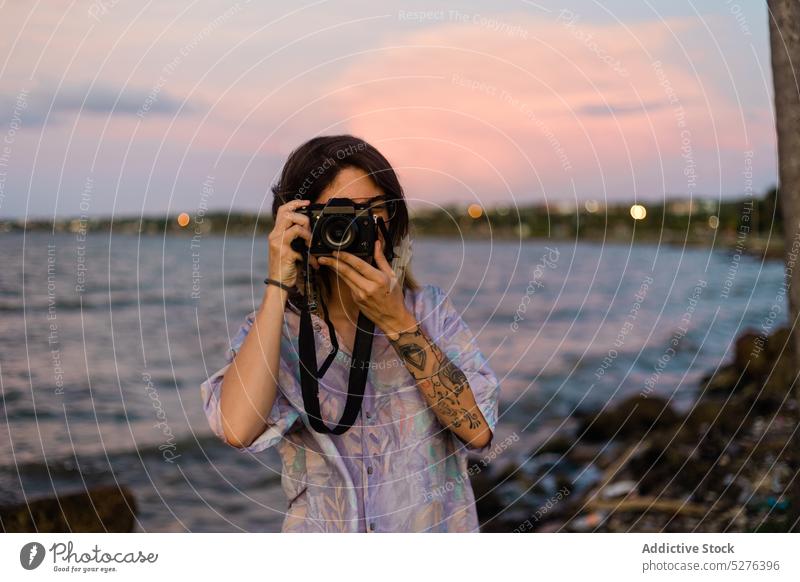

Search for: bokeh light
xmin=630 ymin=204 xmax=647 ymax=220
xmin=467 ymin=204 xmax=483 ymax=219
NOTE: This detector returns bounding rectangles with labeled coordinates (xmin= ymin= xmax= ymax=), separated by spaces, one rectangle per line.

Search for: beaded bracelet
xmin=264 ymin=278 xmax=293 ymax=292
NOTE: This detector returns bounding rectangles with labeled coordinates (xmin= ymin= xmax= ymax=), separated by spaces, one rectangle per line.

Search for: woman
xmin=201 ymin=135 xmax=500 ymax=532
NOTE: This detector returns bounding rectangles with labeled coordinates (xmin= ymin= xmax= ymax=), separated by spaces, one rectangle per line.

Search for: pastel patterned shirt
xmin=200 ymin=283 xmax=500 ymax=532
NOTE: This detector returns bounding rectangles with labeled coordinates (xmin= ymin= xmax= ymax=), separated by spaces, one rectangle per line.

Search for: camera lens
xmin=321 ymin=215 xmax=355 ymax=249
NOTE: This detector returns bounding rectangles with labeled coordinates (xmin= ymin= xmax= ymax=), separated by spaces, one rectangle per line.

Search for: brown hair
xmin=271 ymin=134 xmax=419 ymax=315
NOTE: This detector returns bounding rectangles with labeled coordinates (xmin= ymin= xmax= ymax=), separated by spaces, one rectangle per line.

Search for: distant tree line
xmin=3 ymin=188 xmax=781 ymax=243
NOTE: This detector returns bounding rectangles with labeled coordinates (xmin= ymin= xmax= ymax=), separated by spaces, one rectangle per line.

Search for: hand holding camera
xmin=289 ymin=196 xmax=414 ymax=337
xmin=317 ymin=238 xmax=415 ymax=340
xmin=267 ymin=198 xmax=319 ymax=289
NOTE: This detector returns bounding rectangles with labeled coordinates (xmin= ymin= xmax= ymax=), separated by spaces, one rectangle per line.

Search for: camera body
xmin=290 ymin=197 xmax=377 ymax=260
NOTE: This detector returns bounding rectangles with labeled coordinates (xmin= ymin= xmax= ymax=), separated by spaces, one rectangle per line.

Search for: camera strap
xmin=297 ymin=256 xmax=375 ymax=435
xmin=312 ymin=274 xmax=338 ymax=379
xmin=296 ymin=217 xmax=396 ymax=435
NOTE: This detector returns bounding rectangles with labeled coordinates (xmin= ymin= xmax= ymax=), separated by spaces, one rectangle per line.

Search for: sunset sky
xmin=0 ymin=0 xmax=776 ymax=218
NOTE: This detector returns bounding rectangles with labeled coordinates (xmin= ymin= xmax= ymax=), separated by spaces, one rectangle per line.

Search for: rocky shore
xmin=0 ymin=485 xmax=137 ymax=532
xmin=4 ymin=327 xmax=795 ymax=533
xmin=472 ymin=326 xmax=799 ymax=532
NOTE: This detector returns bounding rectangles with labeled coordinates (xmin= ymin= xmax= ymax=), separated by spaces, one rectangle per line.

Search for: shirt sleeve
xmin=200 ymin=310 xmax=300 ymax=453
xmin=428 ymin=285 xmax=500 ymax=455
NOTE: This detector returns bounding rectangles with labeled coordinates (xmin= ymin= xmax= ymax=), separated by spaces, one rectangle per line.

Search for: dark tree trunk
xmin=767 ymin=0 xmax=800 ymax=532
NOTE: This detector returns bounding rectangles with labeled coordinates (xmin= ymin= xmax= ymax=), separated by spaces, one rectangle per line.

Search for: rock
xmin=601 ymin=481 xmax=638 ymax=499
xmin=473 ymin=449 xmax=603 ymax=532
xmin=682 ymin=399 xmax=724 ymax=431
xmin=700 ymin=326 xmax=794 ymax=409
xmin=748 ymin=332 xmax=795 ymax=412
xmin=734 ymin=330 xmax=770 ymax=376
xmin=764 ymin=327 xmax=792 ymax=361
xmin=626 ymin=437 xmax=705 ymax=498
xmin=680 ymin=398 xmax=749 ymax=438
xmin=568 ymin=511 xmax=606 ymax=532
xmin=578 ymin=395 xmax=679 ymax=442
xmin=534 ymin=435 xmax=573 ymax=456
xmin=0 ymin=485 xmax=137 ymax=532
xmin=478 ymin=324 xmax=798 ymax=532
xmin=566 ymin=442 xmax=607 ymax=465
xmin=700 ymin=366 xmax=742 ymax=395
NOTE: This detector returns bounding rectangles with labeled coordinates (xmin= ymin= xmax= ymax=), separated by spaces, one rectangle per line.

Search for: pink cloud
xmin=311 ymin=15 xmax=771 ymax=205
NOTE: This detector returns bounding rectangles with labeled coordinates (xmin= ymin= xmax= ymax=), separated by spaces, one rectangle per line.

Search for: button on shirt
xmin=200 ymin=283 xmax=500 ymax=532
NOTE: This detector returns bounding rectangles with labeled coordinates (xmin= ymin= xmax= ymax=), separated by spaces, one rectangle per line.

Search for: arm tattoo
xmin=388 ymin=322 xmax=487 ymax=439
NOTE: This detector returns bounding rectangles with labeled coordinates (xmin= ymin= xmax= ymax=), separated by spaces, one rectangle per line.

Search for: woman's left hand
xmin=317 ymin=238 xmax=414 ymax=336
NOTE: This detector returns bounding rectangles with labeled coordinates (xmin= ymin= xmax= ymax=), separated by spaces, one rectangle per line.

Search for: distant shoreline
xmin=3 ymin=228 xmax=783 ymax=262
xmin=1 ymin=189 xmax=785 ymax=260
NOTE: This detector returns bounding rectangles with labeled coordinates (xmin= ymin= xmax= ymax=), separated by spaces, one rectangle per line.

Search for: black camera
xmin=290 ymin=198 xmax=378 ymax=260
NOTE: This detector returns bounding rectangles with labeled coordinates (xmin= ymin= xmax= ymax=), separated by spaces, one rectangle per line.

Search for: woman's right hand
xmin=268 ymin=198 xmax=318 ymax=288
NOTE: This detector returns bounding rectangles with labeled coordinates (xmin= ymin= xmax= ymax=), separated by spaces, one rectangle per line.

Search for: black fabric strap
xmin=295 ymin=218 xmax=395 ymax=435
xmin=299 ymin=307 xmax=374 ymax=434
xmin=315 ymin=282 xmax=338 ymax=379
xmin=297 ymin=251 xmax=376 ymax=435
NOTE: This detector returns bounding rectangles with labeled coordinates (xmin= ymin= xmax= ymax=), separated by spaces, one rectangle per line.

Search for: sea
xmin=0 ymin=231 xmax=787 ymax=531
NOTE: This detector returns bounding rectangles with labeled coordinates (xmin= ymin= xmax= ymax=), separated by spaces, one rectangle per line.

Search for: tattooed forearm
xmin=387 ymin=321 xmax=491 ymax=448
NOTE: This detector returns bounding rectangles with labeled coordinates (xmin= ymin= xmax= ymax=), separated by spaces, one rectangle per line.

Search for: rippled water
xmin=0 ymin=232 xmax=786 ymax=531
